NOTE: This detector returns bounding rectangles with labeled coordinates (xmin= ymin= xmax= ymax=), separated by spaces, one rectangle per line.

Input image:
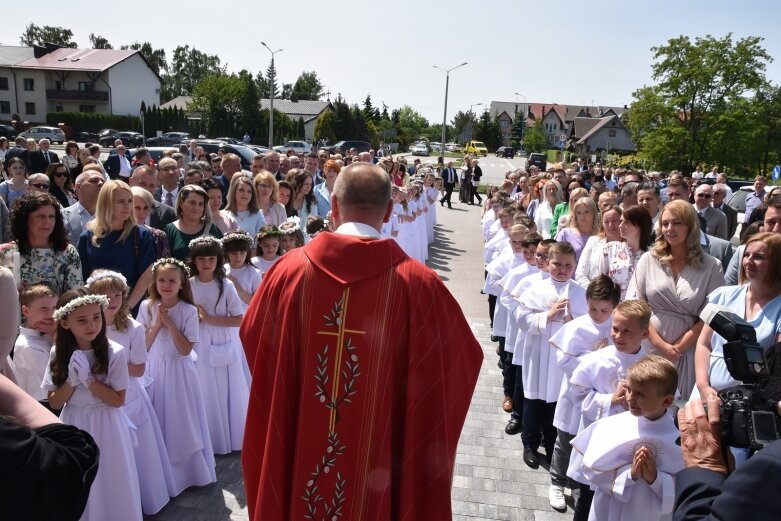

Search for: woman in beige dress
xmin=627 ymin=200 xmax=724 ymax=399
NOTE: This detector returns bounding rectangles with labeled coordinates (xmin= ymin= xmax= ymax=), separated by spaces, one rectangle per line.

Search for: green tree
xmin=121 ymin=42 xmax=168 ymax=76
xmin=508 ymin=113 xmax=526 ymax=148
xmin=450 ymin=110 xmax=471 ymax=143
xmin=265 ymin=61 xmax=280 ymax=98
xmin=190 ymin=73 xmax=245 ymax=136
xmin=89 ymin=33 xmax=113 ymax=49
xmin=290 ymin=71 xmax=323 ymax=101
xmin=281 ymin=83 xmax=293 ymax=99
xmin=628 ymin=33 xmax=772 ymax=173
xmin=474 ymin=111 xmax=502 ymax=150
xmin=238 ymin=70 xmax=262 ymax=138
xmin=20 ymin=24 xmax=76 ymax=48
xmin=296 ymin=117 xmax=305 ymax=139
xmin=164 ymin=45 xmax=224 ymax=102
xmin=314 ymin=111 xmax=337 ymax=144
xmin=523 ymin=120 xmax=548 ymax=153
xmin=362 ymin=95 xmax=380 ymax=124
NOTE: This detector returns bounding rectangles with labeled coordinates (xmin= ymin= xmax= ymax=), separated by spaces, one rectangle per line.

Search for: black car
xmin=0 ymin=124 xmax=16 ymax=140
xmin=99 ymin=131 xmax=144 ymax=147
xmin=526 ymin=153 xmax=547 ymax=171
xmin=323 ymin=140 xmax=371 ymax=155
xmin=187 ymin=139 xmax=258 ymax=169
xmin=145 ymin=132 xmax=192 ymax=147
xmin=215 ymin=137 xmax=245 ymax=145
xmin=496 ymin=146 xmax=515 ymax=159
xmin=127 ymin=146 xmax=177 ymax=164
xmin=75 ymin=131 xmax=99 ymax=143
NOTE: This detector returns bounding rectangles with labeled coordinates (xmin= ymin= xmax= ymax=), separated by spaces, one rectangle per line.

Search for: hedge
xmin=46 ymin=112 xmax=140 ymax=133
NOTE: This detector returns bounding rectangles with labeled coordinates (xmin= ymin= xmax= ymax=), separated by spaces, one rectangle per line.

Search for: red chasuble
xmin=240 ymin=232 xmax=482 ymax=521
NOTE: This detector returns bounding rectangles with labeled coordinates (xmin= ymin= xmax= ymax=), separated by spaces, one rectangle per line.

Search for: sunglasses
xmin=54 ymin=171 xmax=67 ymax=177
xmin=31 ymin=183 xmax=50 ymax=189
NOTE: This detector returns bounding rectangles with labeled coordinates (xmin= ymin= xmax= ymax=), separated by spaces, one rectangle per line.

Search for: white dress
xmin=13 ymin=327 xmax=53 ymax=401
xmin=138 ymin=299 xmax=216 ymax=495
xmin=393 ymin=203 xmax=415 ymax=259
xmin=251 ymin=255 xmax=280 ymax=276
xmin=190 ymin=278 xmax=250 ymax=455
xmin=225 ymin=263 xmax=262 ymax=311
xmin=42 ymin=342 xmax=143 ymax=521
xmin=413 ymin=198 xmax=429 ymax=261
xmin=425 ymin=185 xmax=438 ymax=243
xmin=108 ymin=320 xmax=176 ymax=515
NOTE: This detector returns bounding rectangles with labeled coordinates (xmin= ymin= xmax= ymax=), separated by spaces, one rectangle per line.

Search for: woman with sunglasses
xmin=46 ymin=164 xmax=77 ymax=208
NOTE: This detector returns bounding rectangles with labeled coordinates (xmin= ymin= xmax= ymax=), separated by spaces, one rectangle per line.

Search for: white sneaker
xmin=549 ymin=485 xmax=566 ymax=511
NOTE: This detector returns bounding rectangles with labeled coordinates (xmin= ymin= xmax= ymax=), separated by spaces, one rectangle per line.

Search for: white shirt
xmin=335 ymin=221 xmax=382 ymax=239
xmin=118 ymin=154 xmax=132 ymax=177
xmin=162 ymin=186 xmax=179 ymax=206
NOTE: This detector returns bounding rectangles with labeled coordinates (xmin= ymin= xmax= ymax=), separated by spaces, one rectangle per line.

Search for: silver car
xmin=18 ymin=126 xmax=67 ymax=144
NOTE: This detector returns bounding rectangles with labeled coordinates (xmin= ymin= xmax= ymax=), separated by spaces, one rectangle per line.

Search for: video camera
xmin=700 ymin=304 xmax=780 ymax=450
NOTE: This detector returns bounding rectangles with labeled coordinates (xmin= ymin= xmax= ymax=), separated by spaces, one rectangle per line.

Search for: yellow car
xmin=464 ymin=140 xmax=488 ymax=156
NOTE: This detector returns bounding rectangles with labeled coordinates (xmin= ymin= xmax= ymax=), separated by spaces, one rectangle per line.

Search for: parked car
xmin=273 ymin=140 xmax=313 ymax=154
xmin=323 ymin=140 xmax=372 ymax=155
xmin=0 ymin=124 xmax=16 ymax=140
xmin=215 ymin=137 xmax=245 ymax=145
xmin=411 ymin=143 xmax=429 ymax=156
xmin=496 ymin=146 xmax=515 ymax=159
xmin=186 ymin=139 xmax=258 ymax=169
xmin=99 ymin=131 xmax=144 ymax=147
xmin=127 ymin=147 xmax=177 ymax=164
xmin=18 ymin=126 xmax=67 ymax=144
xmin=526 ymin=153 xmax=547 ymax=171
xmin=464 ymin=140 xmax=488 ymax=156
xmin=248 ymin=145 xmax=270 ymax=155
xmin=429 ymin=141 xmax=442 ymax=152
xmin=445 ymin=142 xmax=461 ymax=152
xmin=75 ymin=131 xmax=99 ymax=143
xmin=145 ymin=132 xmax=192 ymax=147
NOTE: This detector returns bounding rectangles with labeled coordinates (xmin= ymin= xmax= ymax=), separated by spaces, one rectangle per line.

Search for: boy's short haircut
xmin=513 ymin=212 xmax=532 ymax=227
xmin=586 ymin=274 xmax=621 ymax=306
xmin=627 ymin=355 xmax=678 ymax=397
xmin=521 ymin=232 xmax=543 ymax=248
xmin=548 ymin=241 xmax=576 ymax=258
xmin=497 ymin=207 xmax=515 ymax=219
xmin=539 ymin=238 xmax=557 ymax=248
xmin=508 ymin=224 xmax=528 ymax=237
xmin=491 ymin=195 xmax=506 ymax=206
xmin=614 ymin=299 xmax=652 ymax=328
xmin=20 ymin=282 xmax=57 ymax=307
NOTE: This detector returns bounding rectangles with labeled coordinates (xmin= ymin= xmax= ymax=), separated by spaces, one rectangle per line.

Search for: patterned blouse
xmin=1 ymin=242 xmax=84 ymax=293
xmin=598 ymin=241 xmax=646 ymax=300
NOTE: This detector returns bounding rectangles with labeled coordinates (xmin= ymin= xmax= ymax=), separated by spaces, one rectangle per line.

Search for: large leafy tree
xmin=89 ymin=33 xmax=113 ymax=49
xmin=314 ymin=110 xmax=337 ymax=143
xmin=474 ymin=111 xmax=502 ymax=150
xmin=20 ymin=24 xmax=77 ymax=48
xmin=291 ymin=71 xmax=324 ymax=101
xmin=190 ymin=73 xmax=245 ymax=136
xmin=450 ymin=110 xmax=471 ymax=143
xmin=120 ymin=42 xmax=168 ymax=77
xmin=164 ymin=45 xmax=224 ymax=102
xmin=523 ymin=120 xmax=548 ymax=153
xmin=628 ymin=34 xmax=772 ymax=173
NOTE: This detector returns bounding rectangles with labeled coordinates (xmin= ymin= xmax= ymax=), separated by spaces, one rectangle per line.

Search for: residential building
xmin=571 ymin=115 xmax=635 ymax=155
xmin=0 ymin=44 xmax=160 ymax=122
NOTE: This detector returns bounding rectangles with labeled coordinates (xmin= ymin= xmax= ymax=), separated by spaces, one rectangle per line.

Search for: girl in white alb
xmin=43 ymin=289 xmax=142 ymax=521
xmin=252 ymin=225 xmax=282 ymax=276
xmin=222 ymin=231 xmax=262 ymax=311
xmin=392 ymin=187 xmax=415 ymax=258
xmin=138 ymin=258 xmax=216 ymax=495
xmin=87 ymin=270 xmax=176 ymax=515
xmin=188 ymin=237 xmax=249 ymax=455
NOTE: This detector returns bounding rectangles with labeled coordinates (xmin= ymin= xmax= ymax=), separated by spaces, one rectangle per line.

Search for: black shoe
xmin=544 ymin=446 xmax=555 ymax=464
xmin=497 ymin=359 xmax=504 ymax=370
xmin=440 ymin=200 xmax=444 ymax=207
xmin=491 ymin=335 xmax=498 ymax=342
xmin=448 ymin=205 xmax=453 ymax=209
xmin=523 ymin=447 xmax=539 ymax=468
xmin=505 ymin=418 xmax=522 ymax=435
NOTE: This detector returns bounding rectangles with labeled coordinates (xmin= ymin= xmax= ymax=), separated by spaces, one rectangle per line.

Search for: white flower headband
xmin=53 ymin=294 xmax=109 ymax=321
xmin=280 ymin=216 xmax=301 ymax=234
xmin=221 ymin=230 xmax=253 ymax=245
xmin=188 ymin=235 xmax=222 ymax=249
xmin=85 ymin=270 xmax=127 ymax=288
xmin=152 ymin=257 xmax=191 ymax=276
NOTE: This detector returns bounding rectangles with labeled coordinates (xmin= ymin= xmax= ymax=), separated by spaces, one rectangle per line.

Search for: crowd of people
xmin=0 ymin=138 xmax=443 ymax=520
xmin=481 ymin=161 xmax=781 ymax=520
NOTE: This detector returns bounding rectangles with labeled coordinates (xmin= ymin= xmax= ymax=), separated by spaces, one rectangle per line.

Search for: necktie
xmin=45 ymin=152 xmax=50 ymax=165
xmin=165 ymin=192 xmax=173 ymax=206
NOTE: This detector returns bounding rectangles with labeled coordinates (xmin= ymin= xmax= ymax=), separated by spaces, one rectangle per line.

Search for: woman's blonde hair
xmin=87 ymin=270 xmax=131 ymax=331
xmin=225 ymin=174 xmax=259 ymax=214
xmin=254 ymin=171 xmax=279 ymax=203
xmin=567 ymin=196 xmax=600 ymax=234
xmin=88 ymin=180 xmax=136 ymax=246
xmin=130 ymin=185 xmax=154 ymax=209
xmin=652 ymin=199 xmax=703 ymax=267
xmin=543 ymin=179 xmax=563 ymax=204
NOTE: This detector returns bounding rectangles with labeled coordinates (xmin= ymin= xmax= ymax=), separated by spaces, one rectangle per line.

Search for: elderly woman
xmin=47 ymin=164 xmax=77 ymax=208
xmin=165 ymin=184 xmax=223 ymax=261
xmin=26 ymin=174 xmax=50 ymax=197
xmin=130 ymin=186 xmax=170 ymax=259
xmin=4 ymin=193 xmax=83 ymax=293
xmin=598 ymin=204 xmax=653 ymax=299
xmin=535 ymin=179 xmax=563 ymax=240
xmin=78 ymin=180 xmax=156 ymax=308
xmin=254 ymin=171 xmax=288 ymax=226
xmin=627 ymin=200 xmax=725 ymax=399
xmin=555 ymin=196 xmax=600 ymax=261
xmin=222 ymin=174 xmax=266 ymax=246
xmin=576 ymin=205 xmax=623 ymax=287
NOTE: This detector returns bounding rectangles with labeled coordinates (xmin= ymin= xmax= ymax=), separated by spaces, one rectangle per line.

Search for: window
xmin=55 ymin=80 xmax=63 ymax=90
xmin=79 ymin=105 xmax=96 ymax=113
xmin=0 ymin=101 xmax=9 ymax=113
xmin=25 ymin=102 xmax=35 ymax=114
xmin=500 ymin=120 xmax=509 ymax=127
xmin=23 ymin=78 xmax=34 ymax=91
xmin=608 ymin=129 xmax=617 ymax=137
xmin=55 ymin=104 xmax=64 ymax=112
xmin=78 ymin=82 xmax=95 ymax=92
xmin=0 ymin=77 xmax=8 ymax=90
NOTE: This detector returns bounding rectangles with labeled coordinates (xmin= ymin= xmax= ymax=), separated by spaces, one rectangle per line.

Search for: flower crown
xmin=53 ymin=294 xmax=109 ymax=321
xmin=221 ymin=230 xmax=253 ymax=246
xmin=280 ymin=216 xmax=301 ymax=234
xmin=85 ymin=270 xmax=128 ymax=288
xmin=188 ymin=235 xmax=222 ymax=250
xmin=152 ymin=257 xmax=190 ymax=276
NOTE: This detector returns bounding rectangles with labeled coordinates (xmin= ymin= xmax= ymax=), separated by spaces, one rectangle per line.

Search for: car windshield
xmin=473 ymin=142 xmax=486 ymax=147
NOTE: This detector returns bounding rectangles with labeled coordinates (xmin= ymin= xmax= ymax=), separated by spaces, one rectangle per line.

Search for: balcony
xmin=46 ymin=89 xmax=109 ymax=102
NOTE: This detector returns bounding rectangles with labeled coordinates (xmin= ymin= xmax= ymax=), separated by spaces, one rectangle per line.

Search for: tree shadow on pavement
xmin=426 ymin=225 xmax=466 ymax=277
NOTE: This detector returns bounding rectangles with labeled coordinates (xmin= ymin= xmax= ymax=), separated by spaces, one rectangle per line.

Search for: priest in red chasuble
xmin=240 ymin=163 xmax=482 ymax=521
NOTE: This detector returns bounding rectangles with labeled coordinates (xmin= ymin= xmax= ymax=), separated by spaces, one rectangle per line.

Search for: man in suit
xmin=440 ymin=161 xmax=458 ymax=208
xmin=674 ymin=396 xmax=781 ymax=520
xmin=712 ymin=183 xmax=738 ymax=240
xmin=103 ymin=144 xmax=133 ymax=181
xmin=128 ymin=165 xmax=177 ymax=230
xmin=265 ymin=151 xmax=282 ymax=181
xmin=62 ymin=169 xmax=104 ymax=245
xmin=153 ymin=157 xmax=182 ymax=207
xmin=693 ymin=184 xmax=728 ymax=240
xmin=28 ymin=139 xmax=60 ymax=173
xmin=700 ymin=229 xmax=733 ymax=274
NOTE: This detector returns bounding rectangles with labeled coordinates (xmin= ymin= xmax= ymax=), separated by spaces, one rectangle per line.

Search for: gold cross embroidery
xmin=317 ymin=288 xmax=365 ymax=432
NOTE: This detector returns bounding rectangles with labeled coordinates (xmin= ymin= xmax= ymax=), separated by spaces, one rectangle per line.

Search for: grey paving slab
xmin=147 ymin=202 xmax=569 ymax=520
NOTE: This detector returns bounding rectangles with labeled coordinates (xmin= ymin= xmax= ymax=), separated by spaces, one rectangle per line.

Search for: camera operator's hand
xmin=678 ymin=395 xmax=728 ymax=475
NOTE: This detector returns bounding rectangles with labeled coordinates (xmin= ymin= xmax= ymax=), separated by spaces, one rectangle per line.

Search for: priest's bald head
xmin=331 ymin=163 xmax=394 ymax=232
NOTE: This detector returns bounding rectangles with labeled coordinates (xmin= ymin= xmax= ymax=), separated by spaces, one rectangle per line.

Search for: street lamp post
xmin=261 ymin=42 xmax=283 ymax=149
xmin=433 ymin=62 xmax=467 ymax=163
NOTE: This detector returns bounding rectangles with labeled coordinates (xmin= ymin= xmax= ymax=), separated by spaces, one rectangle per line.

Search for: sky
xmin=4 ymin=0 xmax=781 ymax=123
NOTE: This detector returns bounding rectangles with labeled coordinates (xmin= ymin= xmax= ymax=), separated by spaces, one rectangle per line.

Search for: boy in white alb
xmin=13 ymin=283 xmax=57 ymax=403
xmin=547 ymin=275 xmax=621 ymax=511
xmin=484 ymin=207 xmax=514 ymax=332
xmin=517 ymin=241 xmax=587 ymax=467
xmin=568 ymin=355 xmax=684 ymax=521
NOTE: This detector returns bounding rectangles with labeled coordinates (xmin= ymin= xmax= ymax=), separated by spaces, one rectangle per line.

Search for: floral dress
xmin=598 ymin=241 xmax=645 ymax=300
xmin=0 ymin=242 xmax=83 ymax=293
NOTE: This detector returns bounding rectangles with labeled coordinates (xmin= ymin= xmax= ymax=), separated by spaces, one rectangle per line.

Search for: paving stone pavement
xmin=147 ymin=200 xmax=569 ymax=520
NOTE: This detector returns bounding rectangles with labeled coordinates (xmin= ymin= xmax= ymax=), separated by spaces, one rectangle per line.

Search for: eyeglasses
xmin=31 ymin=183 xmax=49 ymax=189
xmin=54 ymin=171 xmax=67 ymax=177
xmin=696 ymin=193 xmax=712 ymax=199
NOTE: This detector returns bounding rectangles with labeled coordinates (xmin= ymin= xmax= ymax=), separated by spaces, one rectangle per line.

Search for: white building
xmin=0 ymin=44 xmax=160 ymax=122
